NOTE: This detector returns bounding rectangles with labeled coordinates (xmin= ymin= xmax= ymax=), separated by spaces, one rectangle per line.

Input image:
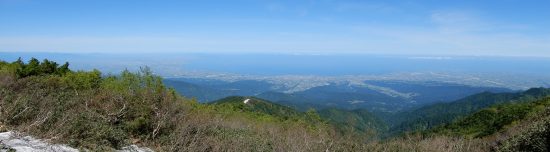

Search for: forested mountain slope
xmin=318 ymin=108 xmax=388 ymax=138
xmin=208 ymin=96 xmax=322 ymax=124
xmin=390 ymin=88 xmax=550 ymax=135
xmin=425 ymin=97 xmax=550 ymax=151
xmin=430 ymin=97 xmax=550 ymax=138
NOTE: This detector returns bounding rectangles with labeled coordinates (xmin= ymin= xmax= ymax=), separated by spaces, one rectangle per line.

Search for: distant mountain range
xmin=164 ymin=77 xmax=512 ymax=112
xmin=205 ymin=87 xmax=550 ymax=142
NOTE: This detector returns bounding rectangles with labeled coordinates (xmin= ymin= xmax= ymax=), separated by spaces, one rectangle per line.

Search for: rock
xmin=0 ymin=131 xmax=155 ymax=152
xmin=0 ymin=132 xmax=78 ymax=152
xmin=117 ymin=145 xmax=155 ymax=152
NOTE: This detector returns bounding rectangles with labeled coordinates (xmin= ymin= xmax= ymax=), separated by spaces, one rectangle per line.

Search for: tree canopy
xmin=10 ymin=57 xmax=71 ymax=78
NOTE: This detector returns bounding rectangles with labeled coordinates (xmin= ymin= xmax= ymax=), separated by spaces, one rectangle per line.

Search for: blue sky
xmin=1 ymin=0 xmax=549 ymax=56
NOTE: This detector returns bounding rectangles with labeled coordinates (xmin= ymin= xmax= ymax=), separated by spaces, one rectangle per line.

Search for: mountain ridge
xmin=389 ymin=87 xmax=550 ymax=136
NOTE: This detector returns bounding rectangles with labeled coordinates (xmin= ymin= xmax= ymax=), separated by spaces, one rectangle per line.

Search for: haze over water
xmin=1 ymin=52 xmax=549 ymax=77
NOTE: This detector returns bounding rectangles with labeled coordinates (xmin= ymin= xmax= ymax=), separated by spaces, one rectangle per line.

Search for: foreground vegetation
xmin=1 ymin=58 xmax=548 ymax=151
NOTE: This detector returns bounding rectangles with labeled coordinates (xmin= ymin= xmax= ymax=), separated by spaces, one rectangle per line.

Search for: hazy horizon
xmin=2 ymin=51 xmax=549 ymax=78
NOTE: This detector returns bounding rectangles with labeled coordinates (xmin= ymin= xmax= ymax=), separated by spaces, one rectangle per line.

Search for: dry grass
xmin=0 ymin=73 xmax=339 ymax=151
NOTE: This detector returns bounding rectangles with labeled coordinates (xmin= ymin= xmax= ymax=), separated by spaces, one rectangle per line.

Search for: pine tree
xmin=40 ymin=59 xmax=58 ymax=74
xmin=13 ymin=57 xmax=25 ymax=78
xmin=24 ymin=58 xmax=41 ymax=76
xmin=57 ymin=62 xmax=70 ymax=75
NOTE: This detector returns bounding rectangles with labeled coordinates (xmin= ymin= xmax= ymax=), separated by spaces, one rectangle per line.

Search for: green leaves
xmin=318 ymin=108 xmax=388 ymax=138
xmin=431 ymin=97 xmax=550 ymax=138
xmin=9 ymin=57 xmax=72 ymax=78
xmin=393 ymin=88 xmax=550 ymax=136
xmin=63 ymin=70 xmax=102 ymax=90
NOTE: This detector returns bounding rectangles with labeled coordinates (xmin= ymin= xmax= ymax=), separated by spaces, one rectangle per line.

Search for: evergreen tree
xmin=24 ymin=57 xmax=41 ymax=77
xmin=57 ymin=62 xmax=70 ymax=75
xmin=13 ymin=57 xmax=24 ymax=67
xmin=13 ymin=57 xmax=25 ymax=78
xmin=40 ymin=59 xmax=58 ymax=74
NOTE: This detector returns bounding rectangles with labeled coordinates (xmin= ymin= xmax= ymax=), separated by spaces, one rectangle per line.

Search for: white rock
xmin=0 ymin=131 xmax=78 ymax=152
xmin=0 ymin=132 xmax=154 ymax=152
xmin=117 ymin=145 xmax=155 ymax=152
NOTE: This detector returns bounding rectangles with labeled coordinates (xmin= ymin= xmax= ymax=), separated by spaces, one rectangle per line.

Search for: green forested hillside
xmin=390 ymin=88 xmax=550 ymax=135
xmin=209 ymin=96 xmax=302 ymax=118
xmin=210 ymin=96 xmax=390 ymax=141
xmin=318 ymin=108 xmax=388 ymax=138
xmin=425 ymin=97 xmax=550 ymax=151
xmin=430 ymin=97 xmax=550 ymax=138
xmin=208 ymin=96 xmax=325 ymax=126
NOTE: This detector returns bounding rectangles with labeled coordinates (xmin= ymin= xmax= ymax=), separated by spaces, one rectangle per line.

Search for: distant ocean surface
xmin=1 ymin=52 xmax=550 ymax=76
